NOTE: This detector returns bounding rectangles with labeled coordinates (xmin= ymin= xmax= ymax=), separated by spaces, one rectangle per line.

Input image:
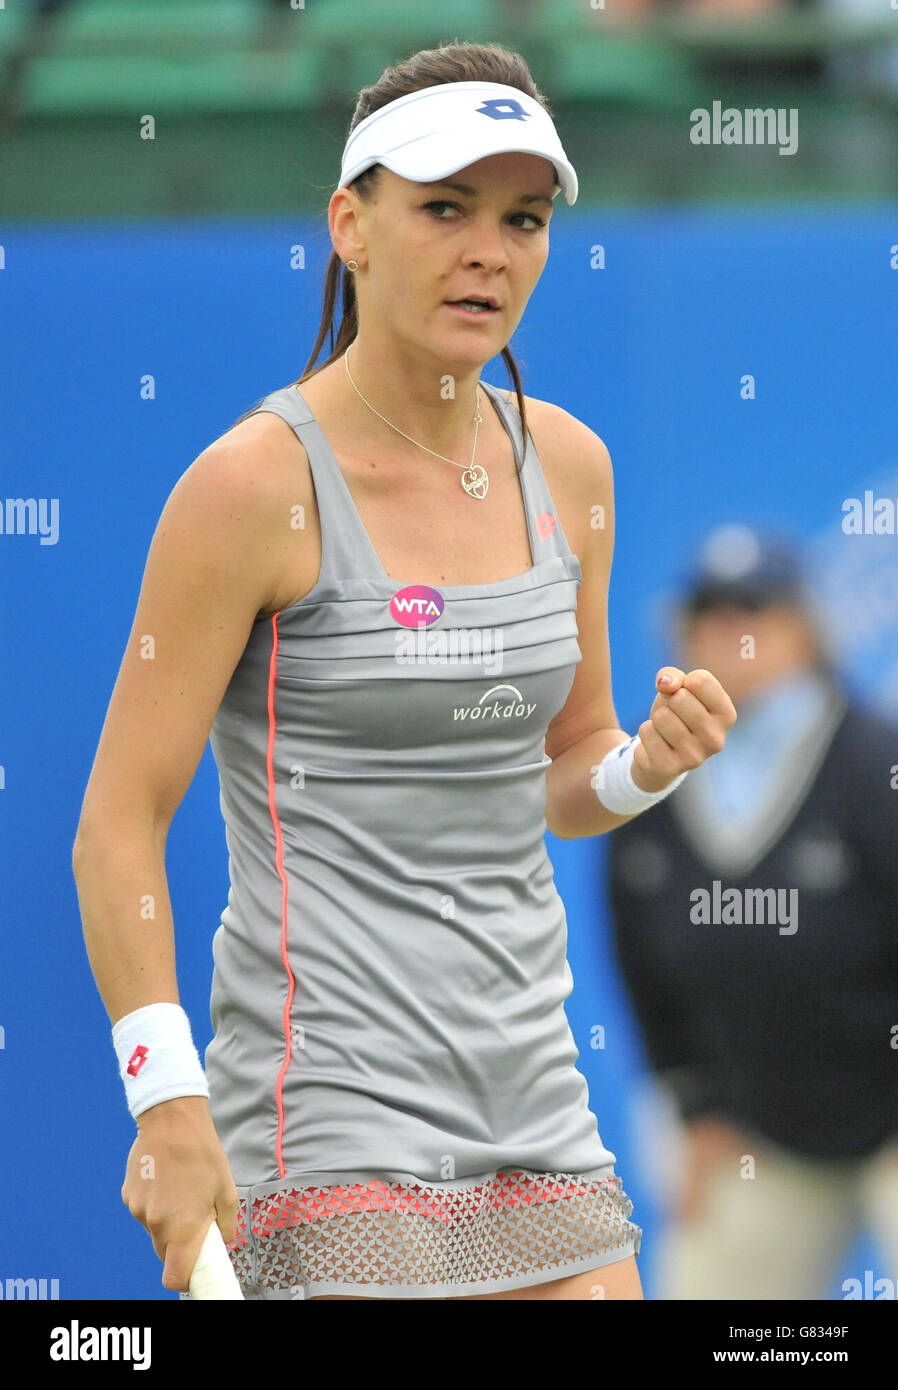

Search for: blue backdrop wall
xmin=2 ymin=205 xmax=897 ymax=1299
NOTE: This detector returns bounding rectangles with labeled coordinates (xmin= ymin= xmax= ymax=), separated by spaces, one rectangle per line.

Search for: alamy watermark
xmin=50 ymin=1322 xmax=151 ymax=1370
xmin=842 ymin=490 xmax=898 ymax=535
xmin=1 ymin=1276 xmax=60 ymax=1298
xmin=0 ymin=497 xmax=59 ymax=545
xmin=395 ymin=624 xmax=503 ymax=675
xmin=842 ymin=1270 xmax=898 ymax=1299
xmin=690 ymin=101 xmax=797 ymax=156
xmin=690 ymin=880 xmax=798 ymax=935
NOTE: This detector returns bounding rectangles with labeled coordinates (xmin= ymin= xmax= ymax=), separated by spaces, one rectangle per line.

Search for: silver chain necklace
xmin=343 ymin=345 xmax=489 ymax=500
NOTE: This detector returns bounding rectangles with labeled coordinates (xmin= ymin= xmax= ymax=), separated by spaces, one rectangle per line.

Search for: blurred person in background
xmin=817 ymin=0 xmax=898 ymax=98
xmin=606 ymin=523 xmax=898 ymax=1299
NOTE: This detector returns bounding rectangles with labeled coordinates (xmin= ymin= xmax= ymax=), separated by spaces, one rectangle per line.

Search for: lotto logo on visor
xmin=476 ymin=97 xmax=530 ymax=122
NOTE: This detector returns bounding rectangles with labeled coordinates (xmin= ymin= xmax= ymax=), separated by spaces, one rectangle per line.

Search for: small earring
xmin=345 ymin=259 xmax=359 ymax=272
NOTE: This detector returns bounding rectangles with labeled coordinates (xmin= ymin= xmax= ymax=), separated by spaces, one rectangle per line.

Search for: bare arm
xmin=72 ymin=414 xmax=305 ymax=1015
xmin=539 ymin=407 xmax=735 ymax=839
xmin=540 ymin=408 xmax=650 ymax=838
xmin=71 ymin=411 xmax=310 ymax=1289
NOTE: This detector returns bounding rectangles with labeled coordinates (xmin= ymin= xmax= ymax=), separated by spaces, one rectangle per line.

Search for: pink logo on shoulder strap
xmin=390 ymin=585 xmax=444 ymax=628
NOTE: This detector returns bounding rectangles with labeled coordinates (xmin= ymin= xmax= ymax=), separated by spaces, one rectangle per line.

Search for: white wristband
xmin=112 ymin=1002 xmax=209 ymax=1121
xmin=591 ymin=735 xmax=688 ymax=816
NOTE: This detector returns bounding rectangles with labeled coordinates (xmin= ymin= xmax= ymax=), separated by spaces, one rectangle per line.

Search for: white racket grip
xmin=187 ymin=1222 xmax=244 ymax=1300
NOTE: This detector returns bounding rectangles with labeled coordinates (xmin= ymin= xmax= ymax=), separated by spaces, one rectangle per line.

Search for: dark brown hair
xmin=233 ymin=42 xmax=557 ymax=463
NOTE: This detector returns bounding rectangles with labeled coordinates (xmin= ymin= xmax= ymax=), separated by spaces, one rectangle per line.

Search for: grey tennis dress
xmin=203 ymin=378 xmax=642 ymax=1299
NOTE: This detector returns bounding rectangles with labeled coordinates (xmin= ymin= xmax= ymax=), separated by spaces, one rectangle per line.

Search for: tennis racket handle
xmin=187 ymin=1221 xmax=244 ymax=1300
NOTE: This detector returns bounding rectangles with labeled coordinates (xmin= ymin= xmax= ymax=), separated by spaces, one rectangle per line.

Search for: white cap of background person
xmin=338 ymin=81 xmax=579 ymax=206
xmin=676 ymin=523 xmax=839 ymax=678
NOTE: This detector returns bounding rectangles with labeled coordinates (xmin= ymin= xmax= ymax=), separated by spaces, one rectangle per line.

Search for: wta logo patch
xmin=390 ymin=584 xmax=444 ymax=628
xmin=476 ymin=97 xmax=530 ymax=122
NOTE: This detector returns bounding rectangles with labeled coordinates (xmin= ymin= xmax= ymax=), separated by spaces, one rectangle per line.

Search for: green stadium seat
xmin=292 ymin=0 xmax=504 ymax=103
xmin=551 ymin=37 xmax=701 ymax=107
xmin=295 ymin=0 xmax=497 ymax=47
xmin=324 ymin=45 xmax=406 ymax=102
xmin=23 ymin=49 xmax=326 ymax=116
xmin=0 ymin=8 xmax=31 ymax=56
xmin=48 ymin=0 xmax=262 ymax=53
xmin=520 ymin=3 xmax=600 ymax=41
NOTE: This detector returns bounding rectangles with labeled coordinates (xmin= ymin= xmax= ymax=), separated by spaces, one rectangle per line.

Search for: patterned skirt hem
xmin=226 ymin=1165 xmax=643 ymax=1299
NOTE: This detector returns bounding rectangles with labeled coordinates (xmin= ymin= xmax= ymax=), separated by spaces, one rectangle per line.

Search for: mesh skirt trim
xmin=227 ymin=1167 xmax=643 ymax=1299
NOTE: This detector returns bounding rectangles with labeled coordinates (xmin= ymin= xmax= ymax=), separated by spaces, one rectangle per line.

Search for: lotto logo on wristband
xmin=127 ymin=1045 xmax=149 ymax=1077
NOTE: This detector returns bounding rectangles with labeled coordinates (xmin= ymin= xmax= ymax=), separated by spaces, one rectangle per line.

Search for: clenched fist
xmin=631 ymin=667 xmax=737 ymax=794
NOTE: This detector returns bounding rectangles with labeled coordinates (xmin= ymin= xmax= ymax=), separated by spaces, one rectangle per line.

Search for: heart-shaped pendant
xmin=461 ymin=464 xmax=489 ymax=500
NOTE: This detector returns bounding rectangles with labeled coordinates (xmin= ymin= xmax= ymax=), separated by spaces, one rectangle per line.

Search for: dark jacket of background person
xmin=607 ymin=674 xmax=898 ymax=1161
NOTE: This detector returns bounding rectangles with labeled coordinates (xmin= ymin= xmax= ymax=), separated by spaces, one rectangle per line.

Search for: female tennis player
xmin=73 ymin=41 xmax=736 ymax=1302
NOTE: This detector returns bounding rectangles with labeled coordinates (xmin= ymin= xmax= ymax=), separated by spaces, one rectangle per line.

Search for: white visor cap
xmin=339 ymin=81 xmax=578 ymax=206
